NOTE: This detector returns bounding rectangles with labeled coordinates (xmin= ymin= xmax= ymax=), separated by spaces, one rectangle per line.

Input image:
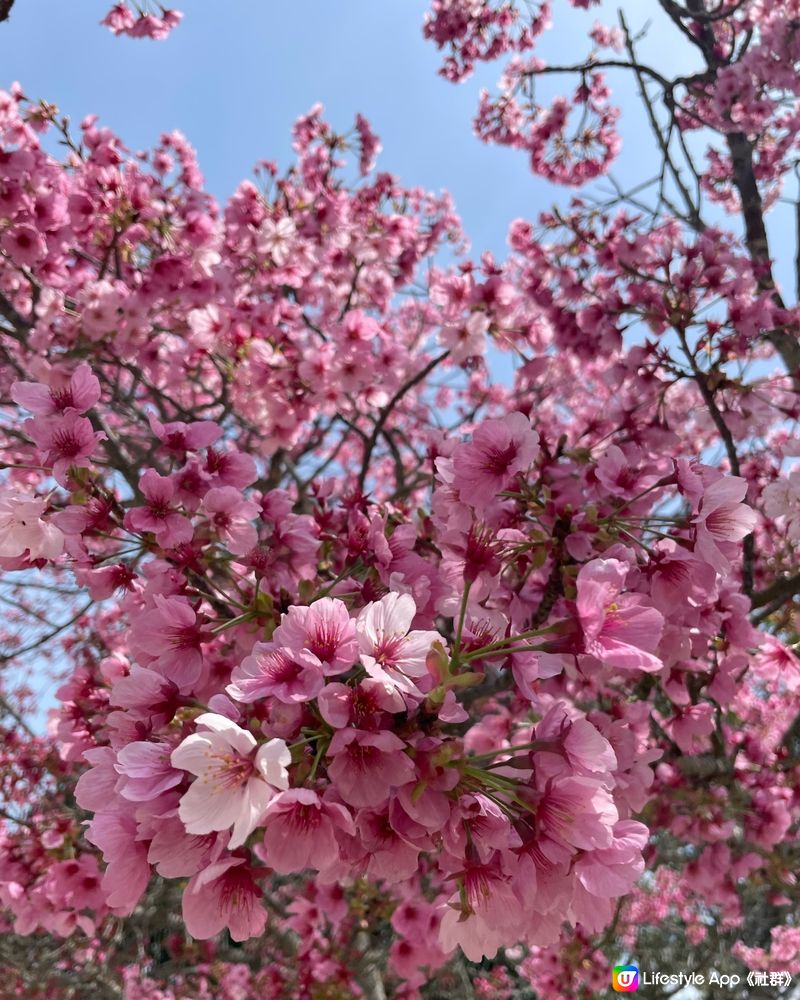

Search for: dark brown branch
xmin=0 ymin=601 xmax=94 ymax=666
xmin=750 ymin=571 xmax=800 ymax=610
xmin=675 ymin=326 xmax=754 ymax=595
xmin=620 ymin=12 xmax=703 ymax=230
xmin=357 ymin=351 xmax=449 ymax=492
xmin=0 ymin=291 xmax=31 ymax=332
xmin=676 ymin=0 xmax=800 ymax=380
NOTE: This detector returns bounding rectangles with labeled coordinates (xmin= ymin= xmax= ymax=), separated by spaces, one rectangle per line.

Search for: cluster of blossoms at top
xmin=420 ymin=0 xmax=800 ymax=203
xmin=101 ymin=3 xmax=182 ymax=40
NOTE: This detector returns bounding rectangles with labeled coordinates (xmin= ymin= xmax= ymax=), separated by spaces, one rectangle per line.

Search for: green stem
xmin=451 ymin=581 xmax=472 ymax=665
xmin=211 ymin=611 xmax=256 ymax=634
xmin=308 ymin=738 xmax=327 ymax=781
xmin=313 ymin=559 xmax=364 ymax=601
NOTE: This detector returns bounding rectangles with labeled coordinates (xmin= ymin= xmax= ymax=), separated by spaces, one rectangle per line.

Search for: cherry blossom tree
xmin=0 ymin=2 xmax=799 ymax=998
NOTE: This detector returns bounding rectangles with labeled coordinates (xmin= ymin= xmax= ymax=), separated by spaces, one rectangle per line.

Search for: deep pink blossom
xmin=182 ymin=858 xmax=266 ymax=941
xmin=24 ymin=411 xmax=105 ymax=486
xmin=258 ymin=789 xmax=354 ymax=874
xmin=326 ymin=729 xmax=415 ymax=808
xmin=228 ymin=643 xmax=324 ymax=703
xmin=451 ymin=412 xmax=539 ymax=509
xmin=11 ymin=363 xmax=101 ymax=415
xmin=124 ymin=470 xmax=193 ymax=548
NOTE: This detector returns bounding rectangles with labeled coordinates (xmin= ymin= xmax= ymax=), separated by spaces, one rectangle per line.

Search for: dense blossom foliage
xmin=0 ymin=2 xmax=799 ymax=998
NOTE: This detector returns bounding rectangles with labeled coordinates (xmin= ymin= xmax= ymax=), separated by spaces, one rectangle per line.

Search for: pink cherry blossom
xmin=667 ymin=703 xmax=715 ymax=754
xmin=130 ymin=595 xmax=207 ymax=691
xmin=576 ymin=558 xmax=665 ymax=672
xmin=200 ymin=486 xmax=259 ymax=554
xmin=24 ymin=411 xmax=105 ymax=486
xmin=326 ymin=728 xmax=416 ymax=808
xmin=693 ymin=476 xmax=758 ymax=573
xmin=115 ymin=741 xmax=183 ymax=801
xmin=438 ymin=861 xmax=523 ymax=962
xmin=171 ymin=713 xmax=290 ymax=848
xmin=148 ymin=413 xmax=222 ymax=456
xmin=574 ymin=820 xmax=648 ymax=897
xmin=537 ymin=775 xmax=618 ymax=852
xmin=182 ymin=858 xmax=267 ymax=941
xmin=317 ymin=678 xmax=406 ymax=728
xmin=84 ymin=809 xmax=151 ymax=915
xmin=228 ymin=643 xmax=324 ymax=704
xmin=451 ymin=412 xmax=539 ymax=509
xmin=11 ymin=363 xmax=101 ymax=416
xmin=258 ymin=788 xmax=354 ymax=873
xmin=270 ymin=597 xmax=359 ymax=674
xmin=762 ymin=470 xmax=800 ymax=540
xmin=124 ymin=469 xmax=193 ymax=548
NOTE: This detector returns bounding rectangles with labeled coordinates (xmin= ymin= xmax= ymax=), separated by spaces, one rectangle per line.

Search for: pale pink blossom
xmin=762 ymin=470 xmax=800 ymax=539
xmin=440 ymin=311 xmax=490 ymax=361
xmin=537 ymin=775 xmax=618 ymax=852
xmin=356 ymin=592 xmax=441 ymax=695
xmin=115 ymin=741 xmax=183 ymax=801
xmin=256 ymin=216 xmax=296 ymax=265
xmin=201 ymin=486 xmax=259 ymax=554
xmin=574 ymin=820 xmax=648 ymax=897
xmin=171 ymin=713 xmax=290 ymax=849
xmin=649 ymin=540 xmax=718 ymax=612
xmin=0 ymin=491 xmax=64 ymax=560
